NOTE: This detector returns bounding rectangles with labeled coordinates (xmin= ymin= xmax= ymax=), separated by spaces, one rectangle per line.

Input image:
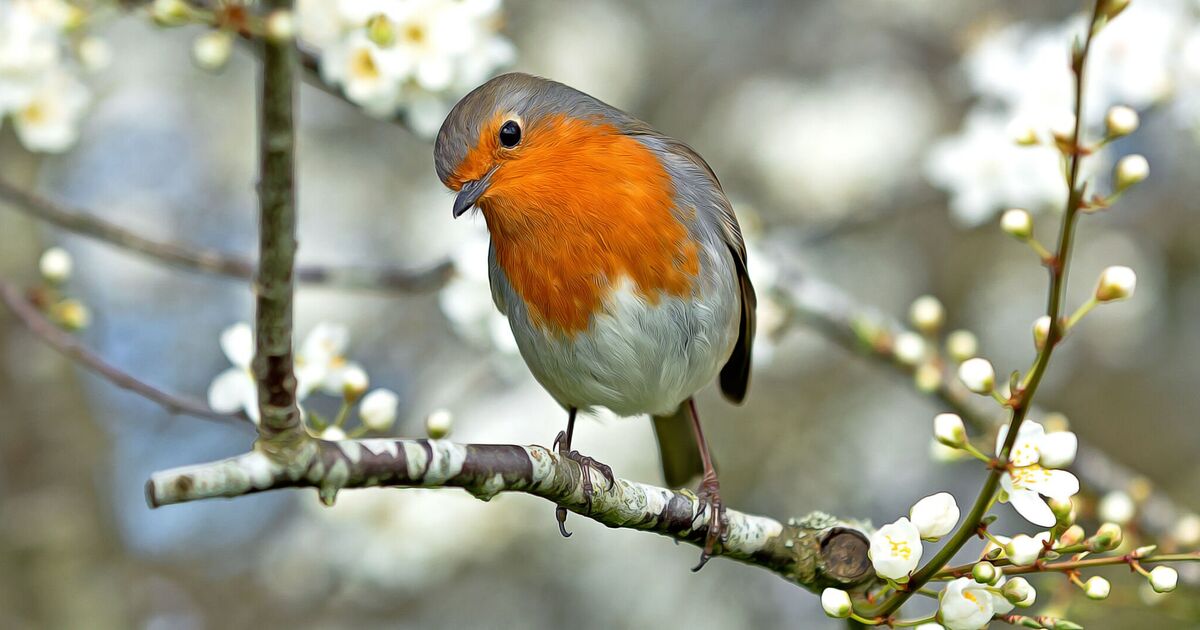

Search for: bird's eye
xmin=499 ymin=120 xmax=522 ymax=148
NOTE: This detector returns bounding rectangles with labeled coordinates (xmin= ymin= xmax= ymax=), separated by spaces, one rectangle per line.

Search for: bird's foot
xmin=552 ymin=431 xmax=617 ymax=537
xmin=691 ymin=474 xmax=728 ymax=572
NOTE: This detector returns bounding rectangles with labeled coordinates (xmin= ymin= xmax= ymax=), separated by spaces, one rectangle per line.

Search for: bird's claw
xmin=691 ymin=476 xmax=727 ymax=572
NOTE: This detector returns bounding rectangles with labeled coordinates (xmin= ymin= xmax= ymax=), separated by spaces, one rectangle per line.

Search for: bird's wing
xmin=487 ymin=240 xmax=508 ymax=315
xmin=648 ymin=135 xmax=757 ymax=403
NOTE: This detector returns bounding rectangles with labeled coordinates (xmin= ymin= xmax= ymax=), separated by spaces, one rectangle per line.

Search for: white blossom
xmin=945 ymin=330 xmax=978 ymax=362
xmin=909 ymin=492 xmax=960 ymax=541
xmin=1000 ymin=208 xmax=1033 ymax=240
xmin=1037 ymin=430 xmax=1078 ymax=468
xmin=306 ymin=0 xmax=514 ymax=134
xmin=869 ymin=517 xmax=922 ymax=581
xmin=320 ymin=425 xmax=347 ymax=441
xmin=909 ymin=295 xmax=945 ymax=333
xmin=359 ymin=388 xmax=399 ymax=431
xmin=11 ymin=68 xmax=89 ymax=153
xmin=207 ymin=322 xmax=260 ymax=424
xmin=297 ymin=322 xmax=365 ymax=397
xmin=997 ymin=421 xmax=1081 ymax=527
xmin=1105 ymin=105 xmax=1139 ymax=137
xmin=939 ymin=577 xmax=1010 ymax=630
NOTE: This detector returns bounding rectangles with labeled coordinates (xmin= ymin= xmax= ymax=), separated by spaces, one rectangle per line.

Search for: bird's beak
xmin=452 ymin=171 xmax=494 ymax=218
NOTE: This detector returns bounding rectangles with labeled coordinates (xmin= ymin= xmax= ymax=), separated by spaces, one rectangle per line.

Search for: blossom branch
xmin=0 ymin=179 xmax=452 ymax=292
xmin=861 ymin=0 xmax=1107 ymax=619
xmin=145 ymin=437 xmax=874 ymax=590
xmin=0 ymin=278 xmax=246 ymax=426
xmin=775 ymin=274 xmax=1190 ymax=538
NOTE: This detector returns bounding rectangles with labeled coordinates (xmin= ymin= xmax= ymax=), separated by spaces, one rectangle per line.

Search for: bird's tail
xmin=651 ymin=402 xmax=705 ymax=488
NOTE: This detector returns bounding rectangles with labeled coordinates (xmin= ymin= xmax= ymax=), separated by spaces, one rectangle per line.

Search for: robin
xmin=433 ymin=73 xmax=755 ymax=568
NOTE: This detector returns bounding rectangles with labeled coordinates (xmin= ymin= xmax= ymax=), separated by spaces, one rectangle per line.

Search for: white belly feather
xmin=492 ymin=242 xmax=740 ymax=417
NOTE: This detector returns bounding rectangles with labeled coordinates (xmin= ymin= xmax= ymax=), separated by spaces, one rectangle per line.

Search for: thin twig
xmin=0 ymin=278 xmax=246 ymax=426
xmin=862 ymin=0 xmax=1107 ymax=619
xmin=0 ymin=180 xmax=452 ymax=292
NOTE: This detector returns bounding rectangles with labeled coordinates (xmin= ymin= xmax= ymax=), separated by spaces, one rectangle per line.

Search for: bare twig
xmin=251 ymin=0 xmax=304 ymax=444
xmin=0 ymin=180 xmax=452 ymax=292
xmin=145 ymin=437 xmax=875 ymax=590
xmin=0 ymin=278 xmax=246 ymax=426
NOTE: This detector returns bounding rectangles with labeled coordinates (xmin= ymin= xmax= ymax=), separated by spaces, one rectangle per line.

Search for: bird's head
xmin=434 ymin=73 xmax=672 ymax=225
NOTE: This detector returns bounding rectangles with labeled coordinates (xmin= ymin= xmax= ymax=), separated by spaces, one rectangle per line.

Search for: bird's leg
xmin=553 ymin=408 xmax=616 ymax=538
xmin=686 ymin=398 xmax=726 ymax=572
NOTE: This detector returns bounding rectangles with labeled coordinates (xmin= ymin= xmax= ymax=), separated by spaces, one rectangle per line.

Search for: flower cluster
xmin=32 ymin=246 xmax=91 ymax=329
xmin=0 ymin=0 xmax=109 ymax=153
xmin=207 ymin=321 xmax=399 ymax=436
xmin=299 ymin=0 xmax=515 ymax=136
xmin=923 ymin=0 xmax=1190 ymax=225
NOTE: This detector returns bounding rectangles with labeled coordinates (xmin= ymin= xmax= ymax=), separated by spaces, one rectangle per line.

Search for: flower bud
xmin=909 ymin=492 xmax=959 ymax=541
xmin=820 ymin=588 xmax=852 ymax=619
xmin=1088 ymin=523 xmax=1123 ymax=552
xmin=193 ymin=30 xmax=233 ymax=70
xmin=1048 ymin=496 xmax=1075 ymax=527
xmin=366 ymin=13 xmax=396 ymax=47
xmin=1105 ymin=105 xmax=1139 ymax=138
xmin=1002 ymin=576 xmax=1036 ymax=606
xmin=1099 ymin=491 xmax=1136 ymax=525
xmin=934 ymin=413 xmax=967 ymax=449
xmin=1013 ymin=126 xmax=1040 ymax=146
xmin=1134 ymin=545 xmax=1159 ymax=558
xmin=1032 ymin=315 xmax=1051 ymax=350
xmin=152 ymin=0 xmax=191 ymax=25
xmin=1173 ymin=513 xmax=1200 ymax=546
xmin=1084 ymin=576 xmax=1111 ymax=600
xmin=914 ymin=363 xmax=941 ymax=393
xmin=945 ymin=330 xmax=977 ymax=362
xmin=1095 ymin=266 xmax=1136 ymax=302
xmin=340 ymin=365 xmax=369 ymax=402
xmin=958 ymin=357 xmax=995 ymax=394
xmin=359 ymin=388 xmax=399 ymax=432
xmin=1115 ymin=154 xmax=1149 ymax=191
xmin=1006 ymin=534 xmax=1045 ymax=567
xmin=425 ymin=408 xmax=453 ymax=439
xmin=266 ymin=10 xmax=296 ymax=43
xmin=1149 ymin=566 xmax=1178 ymax=593
xmin=909 ymin=295 xmax=944 ymax=334
xmin=1058 ymin=524 xmax=1085 ymax=547
xmin=972 ymin=561 xmax=1001 ymax=586
xmin=1001 ymin=208 xmax=1034 ymax=240
xmin=52 ymin=298 xmax=91 ymax=330
xmin=39 ymin=247 xmax=73 ymax=283
xmin=320 ymin=425 xmax=347 ymax=441
xmin=893 ymin=331 xmax=926 ymax=366
xmin=78 ymin=37 xmax=113 ymax=72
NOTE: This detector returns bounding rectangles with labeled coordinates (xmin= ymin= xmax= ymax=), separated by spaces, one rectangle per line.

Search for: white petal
xmin=207 ymin=368 xmax=250 ymax=413
xmin=1029 ymin=469 xmax=1080 ymax=500
xmin=1008 ymin=490 xmax=1057 ymax=527
xmin=219 ymin=322 xmax=255 ymax=368
xmin=1037 ymin=431 xmax=1078 ymax=468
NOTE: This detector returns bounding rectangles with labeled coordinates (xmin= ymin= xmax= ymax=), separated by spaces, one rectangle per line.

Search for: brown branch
xmin=144 ymin=437 xmax=875 ymax=592
xmin=0 ymin=278 xmax=246 ymax=426
xmin=251 ymin=0 xmax=304 ymax=444
xmin=0 ymin=180 xmax=452 ymax=293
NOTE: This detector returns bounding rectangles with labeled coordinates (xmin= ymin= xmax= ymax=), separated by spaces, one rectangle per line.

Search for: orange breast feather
xmin=452 ymin=114 xmax=699 ymax=334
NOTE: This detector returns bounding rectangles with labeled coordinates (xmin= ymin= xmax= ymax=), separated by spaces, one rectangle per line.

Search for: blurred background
xmin=1 ymin=0 xmax=1199 ymax=627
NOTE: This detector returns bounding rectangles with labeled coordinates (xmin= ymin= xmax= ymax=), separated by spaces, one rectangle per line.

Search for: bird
xmin=433 ymin=72 xmax=755 ymax=568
